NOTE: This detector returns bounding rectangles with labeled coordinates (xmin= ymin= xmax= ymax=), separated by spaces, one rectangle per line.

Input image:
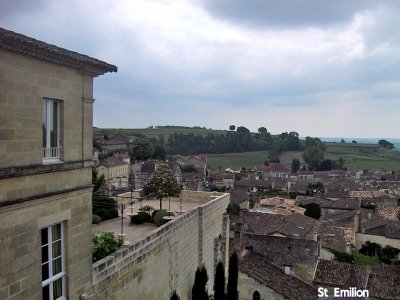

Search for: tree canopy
xmin=378 ymin=139 xmax=394 ymax=149
xmin=141 ymin=164 xmax=180 ymax=210
xmin=303 ymin=146 xmax=324 ymax=171
xmin=130 ymin=137 xmax=154 ymax=160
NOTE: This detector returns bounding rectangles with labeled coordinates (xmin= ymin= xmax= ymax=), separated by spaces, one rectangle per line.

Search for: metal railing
xmin=43 ymin=147 xmax=63 ymax=160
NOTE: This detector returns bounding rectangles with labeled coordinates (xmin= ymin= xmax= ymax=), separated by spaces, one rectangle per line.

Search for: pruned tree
xmin=192 ymin=265 xmax=209 ymax=300
xmin=229 ymin=125 xmax=236 ymax=131
xmin=257 ymin=127 xmax=268 ymax=134
xmin=214 ymin=261 xmax=225 ymax=300
xmin=141 ymin=164 xmax=180 ymax=210
xmin=227 ymin=251 xmax=239 ymax=300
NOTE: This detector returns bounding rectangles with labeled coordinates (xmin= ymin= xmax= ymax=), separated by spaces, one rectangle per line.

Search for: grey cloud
xmin=199 ymin=0 xmax=390 ymax=29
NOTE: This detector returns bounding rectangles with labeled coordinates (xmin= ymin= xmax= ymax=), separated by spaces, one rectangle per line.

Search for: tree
xmin=141 ymin=164 xmax=180 ymax=210
xmin=236 ymin=126 xmax=250 ymax=134
xmin=378 ymin=139 xmax=394 ymax=149
xmin=92 ymin=168 xmax=105 ymax=194
xmin=299 ymin=203 xmax=321 ymax=219
xmin=214 ymin=261 xmax=225 ymax=300
xmin=341 ymin=139 xmax=346 ymax=143
xmin=170 ymin=291 xmax=180 ymax=300
xmin=227 ymin=251 xmax=239 ymax=300
xmin=130 ymin=137 xmax=154 ymax=160
xmin=320 ymin=159 xmax=336 ymax=171
xmin=229 ymin=125 xmax=236 ymax=131
xmin=258 ymin=127 xmax=268 ymax=134
xmin=303 ymin=146 xmax=324 ymax=171
xmin=192 ymin=265 xmax=209 ymax=300
xmin=352 ymin=140 xmax=357 ymax=144
xmin=153 ymin=144 xmax=166 ymax=160
xmin=291 ymin=158 xmax=301 ymax=173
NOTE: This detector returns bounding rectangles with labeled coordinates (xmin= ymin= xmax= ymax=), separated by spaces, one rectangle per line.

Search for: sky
xmin=1 ymin=0 xmax=399 ymax=138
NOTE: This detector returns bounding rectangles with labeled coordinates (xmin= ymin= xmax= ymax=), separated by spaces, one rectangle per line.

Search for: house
xmin=238 ymin=251 xmax=317 ymax=300
xmin=262 ymin=163 xmax=290 ymax=178
xmin=185 ymin=155 xmax=207 ymax=177
xmin=98 ymin=133 xmax=134 ymax=154
xmin=0 ymin=27 xmax=116 ymax=299
xmin=96 ymin=155 xmax=130 ymax=191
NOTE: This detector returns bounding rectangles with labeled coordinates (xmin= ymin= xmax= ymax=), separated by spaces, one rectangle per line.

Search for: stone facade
xmin=0 ymin=28 xmax=116 ymax=300
xmin=91 ymin=193 xmax=230 ymax=299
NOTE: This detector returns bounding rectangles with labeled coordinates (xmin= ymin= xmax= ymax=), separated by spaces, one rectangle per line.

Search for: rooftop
xmin=0 ymin=27 xmax=117 ymax=75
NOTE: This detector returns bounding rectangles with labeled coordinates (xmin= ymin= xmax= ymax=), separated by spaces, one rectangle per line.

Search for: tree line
xmin=143 ymin=127 xmax=304 ymax=158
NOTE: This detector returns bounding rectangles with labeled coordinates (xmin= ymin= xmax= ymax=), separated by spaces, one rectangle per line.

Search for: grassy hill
xmin=205 ymin=144 xmax=400 ymax=172
xmin=101 ymin=127 xmax=227 ymax=139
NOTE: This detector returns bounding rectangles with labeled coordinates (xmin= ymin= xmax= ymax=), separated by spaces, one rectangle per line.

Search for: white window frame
xmin=43 ymin=99 xmax=62 ymax=163
xmin=41 ymin=223 xmax=66 ymax=300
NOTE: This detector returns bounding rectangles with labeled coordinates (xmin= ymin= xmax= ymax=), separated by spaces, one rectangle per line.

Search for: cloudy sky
xmin=2 ymin=0 xmax=399 ymax=138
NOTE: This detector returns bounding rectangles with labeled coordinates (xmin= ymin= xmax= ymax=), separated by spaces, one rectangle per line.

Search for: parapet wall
xmin=92 ymin=192 xmax=230 ymax=299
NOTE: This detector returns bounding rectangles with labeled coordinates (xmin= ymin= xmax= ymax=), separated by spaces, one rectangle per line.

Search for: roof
xmin=263 ymin=163 xmax=289 ymax=173
xmin=0 ymin=27 xmax=117 ymax=75
xmin=240 ymin=210 xmax=317 ymax=239
xmin=313 ymin=259 xmax=369 ymax=288
xmin=99 ymin=156 xmax=128 ymax=168
xmin=260 ymin=197 xmax=295 ymax=207
xmin=239 ymin=251 xmax=317 ymax=300
xmin=314 ymin=259 xmax=400 ymax=300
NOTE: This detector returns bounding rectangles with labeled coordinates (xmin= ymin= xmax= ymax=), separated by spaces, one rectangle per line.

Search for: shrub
xmin=92 ymin=214 xmax=101 ymax=224
xmin=154 ymin=209 xmax=174 ymax=227
xmin=93 ymin=195 xmax=119 ymax=221
xmin=92 ymin=232 xmax=123 ymax=262
xmin=130 ymin=212 xmax=151 ymax=225
xmin=227 ymin=203 xmax=240 ymax=215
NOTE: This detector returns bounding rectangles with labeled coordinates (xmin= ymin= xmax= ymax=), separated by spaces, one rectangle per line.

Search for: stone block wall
xmin=0 ymin=187 xmax=93 ymax=300
xmin=91 ymin=192 xmax=230 ymax=299
xmin=0 ymin=50 xmax=94 ymax=168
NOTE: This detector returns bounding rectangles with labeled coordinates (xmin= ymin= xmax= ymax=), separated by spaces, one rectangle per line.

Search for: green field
xmin=205 ymin=145 xmax=400 ymax=172
xmin=206 ymin=151 xmax=269 ymax=170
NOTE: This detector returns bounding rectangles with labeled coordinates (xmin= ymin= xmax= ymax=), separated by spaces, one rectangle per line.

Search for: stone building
xmin=0 ymin=28 xmax=116 ymax=299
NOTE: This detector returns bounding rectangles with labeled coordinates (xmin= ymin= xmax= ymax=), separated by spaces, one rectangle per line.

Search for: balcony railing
xmin=43 ymin=147 xmax=63 ymax=162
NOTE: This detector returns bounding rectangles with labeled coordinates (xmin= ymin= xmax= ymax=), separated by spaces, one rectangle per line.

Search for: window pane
xmin=52 ymin=241 xmax=61 ymax=258
xmin=52 ymin=224 xmax=61 ymax=241
xmin=41 ymin=228 xmax=48 ymax=245
xmin=42 ymin=284 xmax=50 ymax=300
xmin=41 ymin=245 xmax=49 ymax=263
xmin=53 ymin=278 xmax=63 ymax=299
xmin=50 ymin=101 xmax=58 ymax=147
xmin=52 ymin=257 xmax=62 ymax=275
xmin=42 ymin=101 xmax=47 ymax=148
xmin=42 ymin=262 xmax=49 ymax=281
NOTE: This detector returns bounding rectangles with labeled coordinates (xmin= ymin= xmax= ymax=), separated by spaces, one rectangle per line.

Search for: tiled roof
xmin=313 ymin=259 xmax=369 ymax=288
xmin=376 ymin=205 xmax=400 ymax=221
xmin=349 ymin=190 xmax=388 ymax=198
xmin=317 ymin=225 xmax=351 ymax=252
xmin=263 ymin=163 xmax=289 ymax=173
xmin=260 ymin=197 xmax=295 ymax=207
xmin=241 ymin=211 xmax=316 ymax=239
xmin=314 ymin=259 xmax=400 ymax=300
xmin=239 ymin=251 xmax=317 ymax=300
xmin=0 ymin=27 xmax=117 ymax=75
xmin=230 ymin=191 xmax=247 ymax=205
xmin=99 ymin=156 xmax=128 ymax=168
xmin=385 ymin=221 xmax=400 ymax=239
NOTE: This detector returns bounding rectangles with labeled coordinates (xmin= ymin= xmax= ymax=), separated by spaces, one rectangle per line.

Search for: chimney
xmin=354 ymin=211 xmax=361 ymax=233
xmin=346 ymin=242 xmax=351 ymax=254
xmin=368 ymin=212 xmax=372 ymax=220
xmin=313 ymin=232 xmax=318 ymax=242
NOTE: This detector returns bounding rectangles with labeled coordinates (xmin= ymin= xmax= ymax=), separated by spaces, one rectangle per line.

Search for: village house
xmin=96 ymin=155 xmax=130 ymax=192
xmin=262 ymin=162 xmax=290 ymax=178
xmin=0 ymin=27 xmax=116 ymax=299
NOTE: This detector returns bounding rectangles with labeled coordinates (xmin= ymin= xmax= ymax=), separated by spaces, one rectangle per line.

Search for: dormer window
xmin=43 ymin=99 xmax=62 ymax=163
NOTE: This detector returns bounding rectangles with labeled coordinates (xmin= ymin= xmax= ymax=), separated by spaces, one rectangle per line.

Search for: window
xmin=43 ymin=99 xmax=62 ymax=161
xmin=41 ymin=223 xmax=66 ymax=300
xmin=253 ymin=291 xmax=261 ymax=300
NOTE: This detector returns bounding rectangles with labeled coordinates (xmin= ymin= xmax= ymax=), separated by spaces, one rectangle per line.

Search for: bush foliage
xmin=92 ymin=232 xmax=123 ymax=262
xmin=154 ymin=209 xmax=174 ymax=227
xmin=130 ymin=212 xmax=151 ymax=225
